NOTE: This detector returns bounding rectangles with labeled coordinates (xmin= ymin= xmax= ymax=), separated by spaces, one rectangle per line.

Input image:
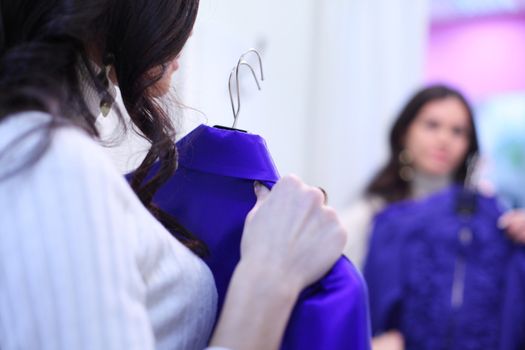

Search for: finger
xmin=272 ymin=174 xmax=303 ymax=195
xmin=505 ymin=225 xmax=525 ymax=244
xmin=301 ymin=205 xmax=346 ymax=247
xmin=499 ymin=209 xmax=525 ymax=227
xmin=246 ymin=181 xmax=272 ymax=221
xmin=304 ymin=186 xmax=325 ymax=208
xmin=501 ymin=212 xmax=525 ymax=231
xmin=508 ymin=220 xmax=525 ymax=237
xmin=498 ymin=212 xmax=514 ymax=229
xmin=253 ymin=181 xmax=270 ymax=201
xmin=321 ymin=207 xmax=347 ymax=247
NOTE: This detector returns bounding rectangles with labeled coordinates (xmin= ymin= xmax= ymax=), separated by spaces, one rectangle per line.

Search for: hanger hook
xmin=238 ymin=48 xmax=264 ymax=82
xmin=229 ymin=61 xmax=261 ymax=122
xmin=228 ymin=51 xmax=264 ymax=128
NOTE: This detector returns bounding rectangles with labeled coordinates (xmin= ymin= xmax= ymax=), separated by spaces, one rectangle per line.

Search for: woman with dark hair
xmin=341 ymin=84 xmax=479 ymax=272
xmin=342 ymin=84 xmax=525 ymax=272
xmin=368 ymin=84 xmax=479 ymax=204
xmin=340 ymin=84 xmax=525 ymax=349
xmin=0 ymin=1 xmax=347 ymax=349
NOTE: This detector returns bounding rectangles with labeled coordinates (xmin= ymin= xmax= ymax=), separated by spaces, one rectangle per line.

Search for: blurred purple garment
xmin=138 ymin=124 xmax=371 ymax=350
xmin=364 ymin=186 xmax=525 ymax=350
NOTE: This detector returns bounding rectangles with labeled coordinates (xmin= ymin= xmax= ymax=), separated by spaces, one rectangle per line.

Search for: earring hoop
xmin=97 ymin=54 xmax=115 ymax=117
xmin=399 ymin=149 xmax=414 ymax=182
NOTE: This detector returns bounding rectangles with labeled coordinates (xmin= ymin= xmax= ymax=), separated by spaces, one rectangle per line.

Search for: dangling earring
xmin=399 ymin=149 xmax=414 ymax=182
xmin=97 ymin=54 xmax=115 ymax=117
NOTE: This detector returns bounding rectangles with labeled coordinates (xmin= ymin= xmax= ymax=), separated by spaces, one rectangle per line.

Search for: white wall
xmin=307 ymin=0 xmax=430 ymax=208
xmin=101 ymin=0 xmax=430 ymax=209
xmin=177 ymin=0 xmax=430 ymax=209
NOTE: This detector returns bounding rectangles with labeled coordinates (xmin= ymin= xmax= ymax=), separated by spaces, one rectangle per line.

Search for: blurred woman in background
xmin=341 ymin=84 xmax=479 ymax=269
xmin=342 ymin=84 xmax=525 ymax=270
xmin=341 ymin=84 xmax=525 ymax=349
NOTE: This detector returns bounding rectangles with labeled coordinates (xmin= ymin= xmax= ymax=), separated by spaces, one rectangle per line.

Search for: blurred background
xmin=102 ymin=0 xmax=525 ymax=211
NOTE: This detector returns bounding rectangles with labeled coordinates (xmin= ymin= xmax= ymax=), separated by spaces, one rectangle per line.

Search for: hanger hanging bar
xmin=229 ymin=61 xmax=261 ymax=128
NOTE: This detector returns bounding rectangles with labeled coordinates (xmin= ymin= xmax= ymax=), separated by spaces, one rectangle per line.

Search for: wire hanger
xmin=228 ymin=49 xmax=264 ymax=129
xmin=229 ymin=61 xmax=261 ymax=127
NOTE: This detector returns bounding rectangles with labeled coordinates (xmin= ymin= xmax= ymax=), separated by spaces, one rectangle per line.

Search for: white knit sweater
xmin=0 ymin=111 xmax=222 ymax=350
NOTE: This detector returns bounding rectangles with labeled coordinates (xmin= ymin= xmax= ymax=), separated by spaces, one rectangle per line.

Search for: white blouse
xmin=0 ymin=111 xmax=221 ymax=350
xmin=340 ymin=196 xmax=385 ymax=270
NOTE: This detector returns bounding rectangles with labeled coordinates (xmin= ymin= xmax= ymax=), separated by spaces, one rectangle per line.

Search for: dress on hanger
xmin=364 ymin=186 xmax=525 ymax=350
xmin=132 ymin=124 xmax=371 ymax=350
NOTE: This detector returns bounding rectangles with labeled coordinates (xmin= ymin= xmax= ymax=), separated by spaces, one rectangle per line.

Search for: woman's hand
xmin=498 ymin=209 xmax=525 ymax=244
xmin=241 ymin=174 xmax=347 ymax=292
xmin=372 ymin=331 xmax=405 ymax=350
xmin=209 ymin=175 xmax=347 ymax=350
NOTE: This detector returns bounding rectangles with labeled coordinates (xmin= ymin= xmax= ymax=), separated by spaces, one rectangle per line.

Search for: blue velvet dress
xmin=364 ymin=186 xmax=525 ymax=350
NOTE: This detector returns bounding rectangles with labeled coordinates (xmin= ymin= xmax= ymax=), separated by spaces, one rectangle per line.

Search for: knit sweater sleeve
xmin=0 ymin=113 xmax=155 ymax=350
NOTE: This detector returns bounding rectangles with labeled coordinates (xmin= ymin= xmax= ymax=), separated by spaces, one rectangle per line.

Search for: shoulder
xmin=0 ymin=111 xmax=151 ymax=264
xmin=0 ymin=111 xmax=143 ymax=219
xmin=1 ymin=111 xmax=127 ymax=188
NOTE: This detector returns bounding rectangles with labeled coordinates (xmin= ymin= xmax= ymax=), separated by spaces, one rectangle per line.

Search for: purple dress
xmin=364 ymin=186 xmax=525 ymax=350
xmin=136 ymin=124 xmax=371 ymax=350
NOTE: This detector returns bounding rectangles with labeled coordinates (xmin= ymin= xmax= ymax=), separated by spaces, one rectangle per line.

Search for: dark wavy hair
xmin=366 ymin=84 xmax=479 ymax=204
xmin=0 ymin=0 xmax=207 ymax=255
